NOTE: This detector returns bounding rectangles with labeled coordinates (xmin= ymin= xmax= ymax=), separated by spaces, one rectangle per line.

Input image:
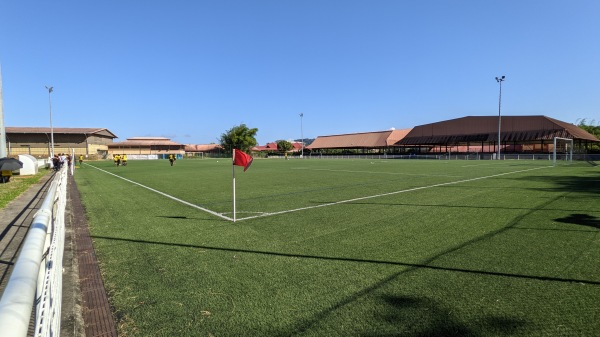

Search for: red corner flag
xmin=233 ymin=149 xmax=253 ymax=172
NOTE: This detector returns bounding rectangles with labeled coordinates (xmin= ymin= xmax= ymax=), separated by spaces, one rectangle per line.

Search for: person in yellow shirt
xmin=1 ymin=170 xmax=12 ymax=183
xmin=79 ymin=155 xmax=84 ymax=167
xmin=169 ymin=154 xmax=176 ymax=166
xmin=122 ymin=154 xmax=128 ymax=166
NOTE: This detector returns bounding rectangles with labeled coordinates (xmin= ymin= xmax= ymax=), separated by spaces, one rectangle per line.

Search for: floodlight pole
xmin=0 ymin=64 xmax=6 ymax=158
xmin=46 ymin=86 xmax=54 ymax=157
xmin=300 ymin=113 xmax=304 ymax=158
xmin=495 ymin=76 xmax=505 ymax=160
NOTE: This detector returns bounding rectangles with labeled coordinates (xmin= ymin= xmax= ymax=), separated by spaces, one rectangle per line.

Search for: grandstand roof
xmin=307 ymin=129 xmax=412 ymax=149
xmin=6 ymin=127 xmax=117 ymax=138
xmin=396 ymin=116 xmax=600 ymax=145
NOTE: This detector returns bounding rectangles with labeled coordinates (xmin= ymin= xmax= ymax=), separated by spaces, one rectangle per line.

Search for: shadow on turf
xmin=92 ymin=199 xmax=599 ymax=336
xmin=517 ymin=174 xmax=600 ymax=195
xmin=95 ymin=233 xmax=546 ymax=335
xmin=93 ymin=188 xmax=599 ymax=335
xmin=361 ymin=295 xmax=528 ymax=337
xmin=555 ymin=213 xmax=600 ymax=230
xmin=330 ymin=201 xmax=591 ymax=214
xmin=90 ymin=235 xmax=600 ymax=287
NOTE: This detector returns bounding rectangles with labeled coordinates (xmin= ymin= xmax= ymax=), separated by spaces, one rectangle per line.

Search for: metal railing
xmin=0 ymin=166 xmax=68 ymax=337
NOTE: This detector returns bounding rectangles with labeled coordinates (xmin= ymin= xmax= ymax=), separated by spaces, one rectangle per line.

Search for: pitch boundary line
xmin=235 ymin=165 xmax=551 ymax=222
xmin=85 ymin=164 xmax=233 ymax=221
xmin=291 ymin=167 xmax=461 ymax=177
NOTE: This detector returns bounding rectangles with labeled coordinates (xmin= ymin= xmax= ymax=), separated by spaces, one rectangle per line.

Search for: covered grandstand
xmin=4 ymin=127 xmax=117 ymax=158
xmin=395 ymin=115 xmax=600 ymax=155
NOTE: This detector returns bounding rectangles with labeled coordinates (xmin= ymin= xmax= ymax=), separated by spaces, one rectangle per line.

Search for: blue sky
xmin=1 ymin=1 xmax=599 ymax=145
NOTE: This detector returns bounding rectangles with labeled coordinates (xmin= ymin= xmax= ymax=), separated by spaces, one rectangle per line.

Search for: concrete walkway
xmin=0 ymin=173 xmax=53 ymax=299
xmin=0 ymin=172 xmax=117 ymax=337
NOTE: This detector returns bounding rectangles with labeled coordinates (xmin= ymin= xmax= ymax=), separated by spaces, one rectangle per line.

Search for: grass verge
xmin=0 ymin=170 xmax=49 ymax=209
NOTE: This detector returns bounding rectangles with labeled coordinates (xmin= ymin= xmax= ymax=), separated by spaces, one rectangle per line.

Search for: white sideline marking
xmin=86 ymin=164 xmax=233 ymax=221
xmin=291 ymin=167 xmax=461 ymax=177
xmin=235 ymin=166 xmax=551 ymax=222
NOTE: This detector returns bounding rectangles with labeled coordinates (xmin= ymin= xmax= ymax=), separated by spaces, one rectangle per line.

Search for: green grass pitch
xmin=74 ymin=158 xmax=600 ymax=336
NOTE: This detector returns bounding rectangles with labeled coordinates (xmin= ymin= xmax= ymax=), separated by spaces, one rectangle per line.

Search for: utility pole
xmin=46 ymin=86 xmax=54 ymax=157
xmin=300 ymin=113 xmax=304 ymax=158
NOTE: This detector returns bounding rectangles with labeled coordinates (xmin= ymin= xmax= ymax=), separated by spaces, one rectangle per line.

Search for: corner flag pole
xmin=232 ymin=150 xmax=236 ymax=222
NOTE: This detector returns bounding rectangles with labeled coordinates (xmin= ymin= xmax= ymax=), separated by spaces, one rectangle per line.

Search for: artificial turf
xmin=74 ymin=158 xmax=600 ymax=336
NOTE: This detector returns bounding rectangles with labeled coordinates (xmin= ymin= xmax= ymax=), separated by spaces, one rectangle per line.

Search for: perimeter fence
xmin=0 ymin=166 xmax=68 ymax=337
xmin=300 ymin=153 xmax=600 ymax=161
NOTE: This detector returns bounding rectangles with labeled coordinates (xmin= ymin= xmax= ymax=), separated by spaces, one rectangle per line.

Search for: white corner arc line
xmin=86 ymin=164 xmax=233 ymax=221
xmin=235 ymin=166 xmax=551 ymax=222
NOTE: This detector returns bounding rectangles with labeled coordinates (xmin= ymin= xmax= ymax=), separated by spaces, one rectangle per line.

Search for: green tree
xmin=219 ymin=124 xmax=258 ymax=154
xmin=577 ymin=119 xmax=600 ymax=139
xmin=577 ymin=119 xmax=600 ymax=152
xmin=276 ymin=140 xmax=293 ymax=153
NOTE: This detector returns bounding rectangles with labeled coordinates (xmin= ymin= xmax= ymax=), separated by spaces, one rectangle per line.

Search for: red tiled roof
xmin=127 ymin=137 xmax=168 ymax=140
xmin=252 ymin=145 xmax=270 ymax=151
xmin=184 ymin=144 xmax=223 ymax=152
xmin=386 ymin=129 xmax=413 ymax=146
xmin=306 ymin=129 xmax=412 ymax=149
xmin=253 ymin=141 xmax=305 ymax=152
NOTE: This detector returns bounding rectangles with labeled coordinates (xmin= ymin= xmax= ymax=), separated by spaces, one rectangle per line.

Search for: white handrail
xmin=0 ymin=167 xmax=68 ymax=337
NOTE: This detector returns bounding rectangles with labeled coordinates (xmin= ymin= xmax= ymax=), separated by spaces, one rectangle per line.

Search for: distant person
xmin=122 ymin=154 xmax=128 ymax=166
xmin=79 ymin=155 xmax=84 ymax=167
xmin=169 ymin=154 xmax=176 ymax=166
xmin=59 ymin=153 xmax=67 ymax=169
xmin=52 ymin=155 xmax=60 ymax=171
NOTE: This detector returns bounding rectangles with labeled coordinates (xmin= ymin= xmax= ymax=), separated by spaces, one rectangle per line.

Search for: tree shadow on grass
xmin=359 ymin=295 xmax=527 ymax=337
xmin=517 ymin=174 xmax=600 ymax=195
xmin=555 ymin=213 xmax=600 ymax=230
xmin=369 ymin=295 xmax=474 ymax=337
